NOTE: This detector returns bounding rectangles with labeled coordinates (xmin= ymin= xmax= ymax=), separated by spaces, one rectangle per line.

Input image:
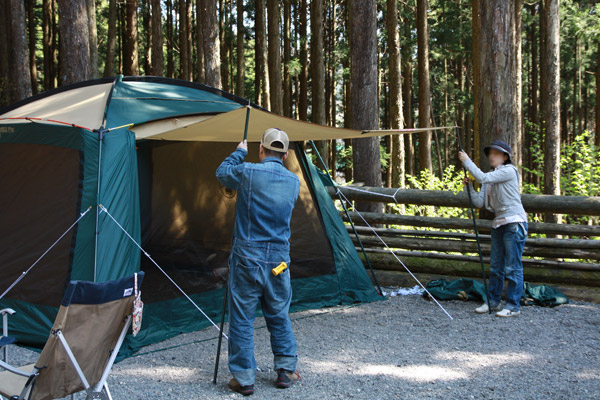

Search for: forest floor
xmin=9 ymin=293 xmax=600 ymax=400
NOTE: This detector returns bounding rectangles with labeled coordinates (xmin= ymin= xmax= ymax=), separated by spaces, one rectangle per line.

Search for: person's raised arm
xmin=216 ymin=140 xmax=248 ymax=190
xmin=458 ymin=151 xmax=516 ymax=184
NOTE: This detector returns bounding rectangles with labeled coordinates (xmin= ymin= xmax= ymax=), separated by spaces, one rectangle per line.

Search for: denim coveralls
xmin=216 ymin=148 xmax=300 ymax=386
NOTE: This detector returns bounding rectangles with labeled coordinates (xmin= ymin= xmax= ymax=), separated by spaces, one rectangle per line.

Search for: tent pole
xmin=456 ymin=125 xmax=491 ymax=314
xmin=308 ymin=140 xmax=383 ymax=296
xmin=93 ymin=128 xmax=106 ymax=283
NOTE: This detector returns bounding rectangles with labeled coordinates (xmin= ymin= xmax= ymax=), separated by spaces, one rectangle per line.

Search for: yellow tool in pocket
xmin=272 ymin=262 xmax=288 ymax=276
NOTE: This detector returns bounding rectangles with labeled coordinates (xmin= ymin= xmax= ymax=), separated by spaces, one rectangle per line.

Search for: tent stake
xmin=308 ymin=140 xmax=383 ymax=296
xmin=456 ymin=126 xmax=491 ymax=314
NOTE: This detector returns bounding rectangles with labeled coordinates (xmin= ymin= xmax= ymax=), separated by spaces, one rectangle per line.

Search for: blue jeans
xmin=228 ymin=239 xmax=298 ymax=386
xmin=488 ymin=222 xmax=528 ymax=312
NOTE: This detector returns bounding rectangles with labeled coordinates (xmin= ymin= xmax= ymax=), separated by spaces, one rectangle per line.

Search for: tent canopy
xmin=1 ymin=75 xmax=447 ymax=143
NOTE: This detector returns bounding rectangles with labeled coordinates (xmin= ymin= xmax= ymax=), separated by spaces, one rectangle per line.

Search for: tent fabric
xmin=0 ymin=76 xmax=381 ymax=357
xmin=425 ymin=279 xmax=569 ymax=308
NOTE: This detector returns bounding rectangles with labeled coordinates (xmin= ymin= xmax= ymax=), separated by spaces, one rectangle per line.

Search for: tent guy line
xmin=335 ymin=189 xmax=454 ymax=321
xmin=0 ymin=206 xmax=93 ymax=301
xmin=98 ymin=204 xmax=227 ymax=339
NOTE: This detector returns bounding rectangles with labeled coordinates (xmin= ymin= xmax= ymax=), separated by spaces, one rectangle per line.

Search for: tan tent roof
xmin=0 ymin=83 xmax=113 ymax=129
xmin=132 ymin=106 xmax=451 ymax=142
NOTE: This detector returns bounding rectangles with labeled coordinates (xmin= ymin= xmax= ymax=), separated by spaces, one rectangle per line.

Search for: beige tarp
xmin=132 ymin=106 xmax=450 ymax=142
xmin=0 ymin=83 xmax=113 ymax=129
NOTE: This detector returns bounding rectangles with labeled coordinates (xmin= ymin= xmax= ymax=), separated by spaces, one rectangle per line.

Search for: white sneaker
xmin=474 ymin=303 xmax=501 ymax=314
xmin=495 ymin=309 xmax=521 ymax=318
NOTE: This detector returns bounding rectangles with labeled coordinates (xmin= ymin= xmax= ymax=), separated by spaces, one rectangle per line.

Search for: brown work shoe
xmin=228 ymin=378 xmax=255 ymax=396
xmin=275 ymin=369 xmax=302 ymax=389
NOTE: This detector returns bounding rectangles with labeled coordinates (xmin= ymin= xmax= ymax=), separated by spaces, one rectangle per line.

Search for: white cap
xmin=261 ymin=128 xmax=289 ymax=152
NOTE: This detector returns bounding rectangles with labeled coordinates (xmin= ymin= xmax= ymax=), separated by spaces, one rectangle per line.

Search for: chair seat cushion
xmin=0 ymin=336 xmax=17 ymax=347
xmin=0 ymin=363 xmax=36 ymax=398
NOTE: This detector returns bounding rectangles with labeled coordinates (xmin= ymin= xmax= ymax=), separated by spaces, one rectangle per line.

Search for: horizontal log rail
xmin=328 ymin=186 xmax=600 ymax=216
xmin=353 ymin=235 xmax=600 ymax=260
xmin=340 ymin=211 xmax=599 ymax=236
xmin=357 ymin=248 xmax=600 ymax=272
xmin=347 ymin=226 xmax=600 ymax=249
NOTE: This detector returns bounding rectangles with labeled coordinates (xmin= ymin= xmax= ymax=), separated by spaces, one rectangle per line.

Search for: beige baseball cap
xmin=261 ymin=128 xmax=289 ymax=152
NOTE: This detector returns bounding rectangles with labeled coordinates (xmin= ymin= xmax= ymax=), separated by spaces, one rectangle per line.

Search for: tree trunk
xmin=26 ymin=0 xmax=38 ymax=94
xmin=311 ymin=0 xmax=327 ymax=164
xmin=142 ymin=0 xmax=152 ymax=74
xmin=416 ymin=0 xmax=432 ymax=172
xmin=87 ymin=0 xmax=99 ymax=78
xmin=282 ymin=0 xmax=292 ymax=117
xmin=349 ymin=0 xmax=381 ymax=213
xmin=179 ymin=0 xmax=189 ymax=79
xmin=476 ymin=0 xmax=521 ymax=171
xmin=42 ymin=0 xmax=56 ymax=88
xmin=151 ymin=0 xmax=164 ymax=76
xmin=402 ymin=46 xmax=415 ymax=178
xmin=0 ymin=1 xmax=10 ymax=105
xmin=124 ymin=0 xmax=140 ymax=75
xmin=57 ymin=0 xmax=89 ymax=85
xmin=386 ymin=0 xmax=404 ymax=188
xmin=10 ymin=0 xmax=32 ymax=101
xmin=236 ymin=0 xmax=245 ymax=96
xmin=200 ymin=0 xmax=222 ymax=88
xmin=298 ymin=0 xmax=308 ymax=120
xmin=166 ymin=0 xmax=174 ymax=77
xmin=267 ymin=0 xmax=283 ymax=114
xmin=471 ymin=0 xmax=480 ymax=165
xmin=104 ymin=0 xmax=117 ymax=77
xmin=186 ymin=0 xmax=192 ymax=80
xmin=196 ymin=0 xmax=205 ymax=82
xmin=219 ymin=0 xmax=229 ymax=90
xmin=596 ymin=40 xmax=600 ymax=147
xmin=255 ymin=0 xmax=269 ymax=107
xmin=542 ymin=0 xmax=560 ymax=222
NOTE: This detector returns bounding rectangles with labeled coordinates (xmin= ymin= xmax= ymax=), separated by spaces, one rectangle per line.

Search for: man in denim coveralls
xmin=216 ymin=128 xmax=301 ymax=396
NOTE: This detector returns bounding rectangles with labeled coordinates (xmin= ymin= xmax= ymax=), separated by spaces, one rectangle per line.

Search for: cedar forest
xmin=0 ymin=0 xmax=599 ymax=222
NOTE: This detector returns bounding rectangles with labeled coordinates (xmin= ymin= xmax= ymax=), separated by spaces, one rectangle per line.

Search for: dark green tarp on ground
xmin=425 ymin=278 xmax=569 ymax=307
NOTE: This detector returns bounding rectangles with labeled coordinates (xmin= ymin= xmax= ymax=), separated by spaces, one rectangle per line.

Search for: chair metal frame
xmin=0 ymin=310 xmax=133 ymax=400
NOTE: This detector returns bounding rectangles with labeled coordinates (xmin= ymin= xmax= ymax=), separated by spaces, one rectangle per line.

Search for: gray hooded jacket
xmin=463 ymin=158 xmax=526 ymax=219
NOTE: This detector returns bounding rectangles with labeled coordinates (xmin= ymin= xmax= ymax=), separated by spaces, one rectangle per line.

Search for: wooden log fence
xmin=327 ymin=185 xmax=600 ymax=293
xmin=327 ymin=186 xmax=600 ymax=216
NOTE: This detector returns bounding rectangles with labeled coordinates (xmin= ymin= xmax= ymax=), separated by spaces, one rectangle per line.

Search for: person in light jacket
xmin=459 ymin=140 xmax=528 ymax=317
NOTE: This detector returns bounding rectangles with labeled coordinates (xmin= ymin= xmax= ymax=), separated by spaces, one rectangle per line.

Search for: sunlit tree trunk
xmin=236 ymin=0 xmax=245 ymax=96
xmin=283 ymin=0 xmax=292 ymax=117
xmin=267 ymin=0 xmax=283 ymax=114
xmin=87 ymin=0 xmax=99 ymax=78
xmin=311 ymin=0 xmax=327 ymax=164
xmin=151 ymin=0 xmax=164 ymax=76
xmin=255 ymin=0 xmax=269 ymax=107
xmin=58 ymin=0 xmax=89 ymax=85
xmin=200 ymin=0 xmax=222 ymax=88
xmin=349 ymin=0 xmax=382 ymax=213
xmin=26 ymin=0 xmax=38 ymax=94
xmin=298 ymin=0 xmax=308 ymax=120
xmin=542 ymin=0 xmax=561 ymax=223
xmin=124 ymin=0 xmax=140 ymax=75
xmin=386 ymin=0 xmax=404 ymax=188
xmin=416 ymin=0 xmax=432 ymax=172
xmin=475 ymin=0 xmax=521 ymax=171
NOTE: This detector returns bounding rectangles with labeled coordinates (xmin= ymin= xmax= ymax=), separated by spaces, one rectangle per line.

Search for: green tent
xmin=0 ymin=76 xmax=381 ymax=356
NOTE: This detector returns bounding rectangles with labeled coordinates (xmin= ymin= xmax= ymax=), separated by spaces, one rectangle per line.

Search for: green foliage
xmin=561 ymin=131 xmax=600 ymax=198
xmin=391 ymin=166 xmax=469 ymax=219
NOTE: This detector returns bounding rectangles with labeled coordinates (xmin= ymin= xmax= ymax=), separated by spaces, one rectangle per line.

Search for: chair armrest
xmin=0 ymin=309 xmax=15 ymax=316
xmin=0 ymin=359 xmax=37 ymax=378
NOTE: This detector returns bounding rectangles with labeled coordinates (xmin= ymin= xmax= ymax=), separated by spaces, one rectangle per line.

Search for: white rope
xmin=336 ymin=189 xmax=454 ymax=321
xmin=339 ymin=186 xmax=399 ymax=202
xmin=0 ymin=206 xmax=93 ymax=300
xmin=99 ymin=205 xmax=228 ymax=339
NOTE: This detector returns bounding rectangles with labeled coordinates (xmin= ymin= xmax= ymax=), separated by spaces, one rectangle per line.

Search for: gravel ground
xmin=7 ymin=292 xmax=600 ymax=400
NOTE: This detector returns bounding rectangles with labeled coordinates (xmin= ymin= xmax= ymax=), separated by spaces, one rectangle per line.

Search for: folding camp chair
xmin=0 ymin=271 xmax=144 ymax=400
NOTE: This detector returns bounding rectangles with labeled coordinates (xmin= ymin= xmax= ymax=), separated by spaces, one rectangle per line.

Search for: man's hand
xmin=237 ymin=140 xmax=248 ymax=152
xmin=463 ymin=177 xmax=470 ymax=186
xmin=458 ymin=150 xmax=470 ymax=163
